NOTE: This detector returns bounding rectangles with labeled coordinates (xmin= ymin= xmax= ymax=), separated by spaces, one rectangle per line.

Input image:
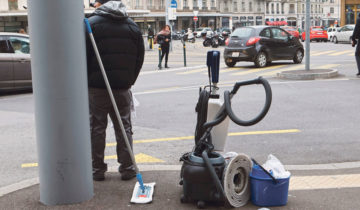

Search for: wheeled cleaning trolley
xmin=179 ymin=51 xmax=273 ymax=208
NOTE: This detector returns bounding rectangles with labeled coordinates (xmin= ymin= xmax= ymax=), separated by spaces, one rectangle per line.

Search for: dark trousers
xmin=160 ymin=44 xmax=170 ymax=66
xmin=356 ymin=43 xmax=360 ymax=74
xmin=89 ymin=88 xmax=133 ymax=174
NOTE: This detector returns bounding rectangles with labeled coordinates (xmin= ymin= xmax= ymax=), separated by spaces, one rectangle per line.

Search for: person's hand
xmin=352 ymin=40 xmax=356 ymax=47
xmin=165 ymin=38 xmax=169 ymax=42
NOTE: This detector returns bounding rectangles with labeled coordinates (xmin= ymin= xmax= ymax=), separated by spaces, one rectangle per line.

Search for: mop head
xmin=130 ymin=182 xmax=156 ymax=204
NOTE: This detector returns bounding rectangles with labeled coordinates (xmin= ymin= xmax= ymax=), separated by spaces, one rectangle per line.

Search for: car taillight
xmin=311 ymin=31 xmax=315 ymax=34
xmin=246 ymin=37 xmax=261 ymax=46
xmin=225 ymin=38 xmax=229 ymax=46
xmin=324 ymin=30 xmax=327 ymax=34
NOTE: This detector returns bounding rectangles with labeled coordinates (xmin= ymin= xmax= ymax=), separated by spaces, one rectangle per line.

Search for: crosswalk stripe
xmin=259 ymin=64 xmax=305 ymax=76
xmin=348 ymin=53 xmax=354 ymax=56
xmin=329 ymin=50 xmax=353 ymax=56
xmin=231 ymin=65 xmax=287 ymax=76
xmin=311 ymin=50 xmax=336 ymax=56
xmin=176 ymin=68 xmax=207 ymax=75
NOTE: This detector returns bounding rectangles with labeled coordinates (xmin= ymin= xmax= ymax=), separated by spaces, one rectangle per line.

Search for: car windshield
xmin=284 ymin=27 xmax=295 ymax=31
xmin=231 ymin=27 xmax=254 ymax=38
xmin=312 ymin=28 xmax=323 ymax=31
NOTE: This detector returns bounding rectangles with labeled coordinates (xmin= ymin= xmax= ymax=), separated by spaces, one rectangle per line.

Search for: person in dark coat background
xmin=156 ymin=25 xmax=172 ymax=69
xmin=352 ymin=13 xmax=360 ymax=77
xmin=86 ymin=0 xmax=144 ymax=181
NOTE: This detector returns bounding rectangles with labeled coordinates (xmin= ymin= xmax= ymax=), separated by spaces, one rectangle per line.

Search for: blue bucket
xmin=250 ymin=163 xmax=290 ymax=207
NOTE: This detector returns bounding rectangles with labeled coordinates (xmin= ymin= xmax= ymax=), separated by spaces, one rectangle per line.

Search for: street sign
xmin=193 ymin=16 xmax=198 ymax=22
xmin=171 ymin=0 xmax=177 ymax=8
xmin=168 ymin=7 xmax=177 ymax=20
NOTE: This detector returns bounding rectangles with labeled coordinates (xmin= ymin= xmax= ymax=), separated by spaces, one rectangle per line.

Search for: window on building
xmin=282 ymin=3 xmax=285 ymax=14
xmin=193 ymin=0 xmax=197 ymax=7
xmin=184 ymin=0 xmax=188 ymax=7
xmin=302 ymin=4 xmax=304 ymax=13
xmin=271 ymin=3 xmax=274 ymax=14
xmin=234 ymin=1 xmax=238 ymax=12
xmin=258 ymin=2 xmax=261 ymax=12
xmin=266 ymin=3 xmax=269 ymax=14
xmin=203 ymin=0 xmax=207 ymax=8
xmin=289 ymin=4 xmax=295 ymax=14
xmin=276 ymin=3 xmax=279 ymax=14
xmin=249 ymin=2 xmax=252 ymax=12
xmin=211 ymin=0 xmax=215 ymax=7
xmin=242 ymin=1 xmax=245 ymax=12
xmin=8 ymin=0 xmax=18 ymax=10
xmin=311 ymin=5 xmax=313 ymax=13
xmin=330 ymin=0 xmax=334 ymax=3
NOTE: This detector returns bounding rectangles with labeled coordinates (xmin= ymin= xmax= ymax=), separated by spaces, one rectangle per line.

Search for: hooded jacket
xmin=86 ymin=1 xmax=144 ymax=89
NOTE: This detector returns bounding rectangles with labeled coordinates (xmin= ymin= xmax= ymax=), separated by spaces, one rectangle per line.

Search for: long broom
xmin=85 ymin=18 xmax=155 ymax=204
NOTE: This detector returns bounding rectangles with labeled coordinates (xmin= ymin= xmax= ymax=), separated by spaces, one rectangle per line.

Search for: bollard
xmin=183 ymin=42 xmax=187 ymax=67
xmin=158 ymin=45 xmax=162 ymax=69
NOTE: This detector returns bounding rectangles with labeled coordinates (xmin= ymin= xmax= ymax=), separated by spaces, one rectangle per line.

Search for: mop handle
xmin=84 ymin=19 xmax=140 ymax=175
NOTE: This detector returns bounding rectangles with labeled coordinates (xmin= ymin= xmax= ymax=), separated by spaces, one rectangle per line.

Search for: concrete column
xmin=27 ymin=0 xmax=93 ymax=205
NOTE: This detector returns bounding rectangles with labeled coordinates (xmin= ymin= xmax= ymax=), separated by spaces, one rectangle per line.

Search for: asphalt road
xmin=0 ymin=40 xmax=359 ymax=189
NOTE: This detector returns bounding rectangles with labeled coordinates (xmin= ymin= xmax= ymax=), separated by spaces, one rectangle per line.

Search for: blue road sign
xmin=171 ymin=0 xmax=177 ymax=8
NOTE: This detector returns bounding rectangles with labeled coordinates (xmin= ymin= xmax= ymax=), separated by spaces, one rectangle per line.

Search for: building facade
xmin=265 ymin=0 xmax=337 ymax=29
xmin=340 ymin=0 xmax=360 ymax=26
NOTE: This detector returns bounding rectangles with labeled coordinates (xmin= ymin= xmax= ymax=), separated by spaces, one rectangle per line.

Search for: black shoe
xmin=93 ymin=173 xmax=105 ymax=181
xmin=165 ymin=65 xmax=170 ymax=68
xmin=357 ymin=73 xmax=360 ymax=76
xmin=158 ymin=64 xmax=162 ymax=70
xmin=121 ymin=170 xmax=136 ymax=180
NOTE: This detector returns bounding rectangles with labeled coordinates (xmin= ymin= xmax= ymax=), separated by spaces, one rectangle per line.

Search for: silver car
xmin=0 ymin=32 xmax=31 ymax=91
xmin=333 ymin=25 xmax=355 ymax=44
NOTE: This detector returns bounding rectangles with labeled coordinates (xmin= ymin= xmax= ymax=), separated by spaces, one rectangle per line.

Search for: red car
xmin=281 ymin=26 xmax=300 ymax=38
xmin=301 ymin=26 xmax=328 ymax=42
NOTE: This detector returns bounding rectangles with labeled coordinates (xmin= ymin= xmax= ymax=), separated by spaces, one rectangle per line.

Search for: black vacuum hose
xmin=224 ymin=77 xmax=272 ymax=126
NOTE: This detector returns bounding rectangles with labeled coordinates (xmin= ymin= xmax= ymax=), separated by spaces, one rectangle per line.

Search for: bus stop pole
xmin=305 ymin=0 xmax=311 ymax=70
xmin=27 ymin=0 xmax=93 ymax=205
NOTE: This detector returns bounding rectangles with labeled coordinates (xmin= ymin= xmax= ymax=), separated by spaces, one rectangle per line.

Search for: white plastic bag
xmin=262 ymin=154 xmax=291 ymax=179
xmin=130 ymin=91 xmax=139 ymax=118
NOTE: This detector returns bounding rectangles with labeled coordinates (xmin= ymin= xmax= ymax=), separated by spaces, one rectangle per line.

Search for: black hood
xmin=91 ymin=1 xmax=128 ymax=20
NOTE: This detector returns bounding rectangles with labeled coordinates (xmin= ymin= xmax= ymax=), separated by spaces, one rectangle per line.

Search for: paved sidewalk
xmin=1 ymin=168 xmax=360 ymax=209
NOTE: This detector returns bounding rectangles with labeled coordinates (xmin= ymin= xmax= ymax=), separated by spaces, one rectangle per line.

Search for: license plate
xmin=317 ymin=32 xmax=322 ymax=34
xmin=232 ymin=52 xmax=240 ymax=57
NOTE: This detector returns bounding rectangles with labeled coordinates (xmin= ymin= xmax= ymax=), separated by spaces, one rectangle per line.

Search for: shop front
xmin=341 ymin=0 xmax=360 ymax=26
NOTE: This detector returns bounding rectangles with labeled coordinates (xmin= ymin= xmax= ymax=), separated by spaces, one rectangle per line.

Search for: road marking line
xmin=290 ymin=174 xmax=360 ymax=190
xmin=106 ymin=129 xmax=300 ymax=147
xmin=136 ymin=86 xmax=180 ymax=94
xmin=311 ymin=50 xmax=336 ymax=56
xmin=105 ymin=153 xmax=165 ymax=163
xmin=231 ymin=65 xmax=287 ymax=76
xmin=316 ymin=63 xmax=340 ymax=69
xmin=21 ymin=153 xmax=165 ymax=168
xmin=328 ymin=50 xmax=353 ymax=56
xmin=176 ymin=68 xmax=207 ymax=75
xmin=259 ymin=64 xmax=305 ymax=76
xmin=347 ymin=53 xmax=354 ymax=56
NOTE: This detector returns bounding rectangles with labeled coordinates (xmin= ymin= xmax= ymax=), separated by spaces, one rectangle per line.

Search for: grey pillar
xmin=27 ymin=0 xmax=93 ymax=205
xmin=305 ymin=0 xmax=310 ymax=70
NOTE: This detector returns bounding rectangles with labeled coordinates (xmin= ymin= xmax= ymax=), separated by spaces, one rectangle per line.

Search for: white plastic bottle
xmin=206 ymin=96 xmax=230 ymax=151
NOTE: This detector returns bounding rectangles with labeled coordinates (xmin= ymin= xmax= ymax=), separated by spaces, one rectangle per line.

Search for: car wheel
xmin=225 ymin=60 xmax=236 ymax=67
xmin=192 ymin=38 xmax=195 ymax=43
xmin=324 ymin=39 xmax=328 ymax=42
xmin=334 ymin=36 xmax=338 ymax=44
xmin=255 ymin=52 xmax=267 ymax=68
xmin=293 ymin=49 xmax=304 ymax=64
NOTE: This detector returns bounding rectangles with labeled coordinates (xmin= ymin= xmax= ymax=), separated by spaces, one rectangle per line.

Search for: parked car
xmin=193 ymin=28 xmax=203 ymax=37
xmin=198 ymin=27 xmax=213 ymax=38
xmin=281 ymin=26 xmax=299 ymax=38
xmin=224 ymin=26 xmax=304 ymax=68
xmin=301 ymin=26 xmax=328 ymax=42
xmin=0 ymin=32 xmax=31 ymax=91
xmin=333 ymin=24 xmax=355 ymax=44
xmin=327 ymin=26 xmax=339 ymax=42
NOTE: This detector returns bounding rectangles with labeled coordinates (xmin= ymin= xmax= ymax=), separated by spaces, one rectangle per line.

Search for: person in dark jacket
xmin=352 ymin=13 xmax=360 ymax=77
xmin=86 ymin=0 xmax=144 ymax=181
xmin=147 ymin=25 xmax=154 ymax=49
xmin=157 ymin=25 xmax=171 ymax=69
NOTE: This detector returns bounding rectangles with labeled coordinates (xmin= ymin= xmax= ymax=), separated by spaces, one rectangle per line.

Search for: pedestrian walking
xmin=156 ymin=25 xmax=171 ymax=69
xmin=86 ymin=0 xmax=144 ymax=181
xmin=147 ymin=25 xmax=154 ymax=49
xmin=352 ymin=13 xmax=360 ymax=77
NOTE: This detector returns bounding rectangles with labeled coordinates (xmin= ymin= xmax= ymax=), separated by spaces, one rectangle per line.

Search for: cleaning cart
xmin=180 ymin=51 xmax=273 ymax=208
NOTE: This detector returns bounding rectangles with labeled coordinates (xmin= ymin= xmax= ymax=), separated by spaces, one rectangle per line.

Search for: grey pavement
xmin=1 ymin=169 xmax=360 ymax=210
